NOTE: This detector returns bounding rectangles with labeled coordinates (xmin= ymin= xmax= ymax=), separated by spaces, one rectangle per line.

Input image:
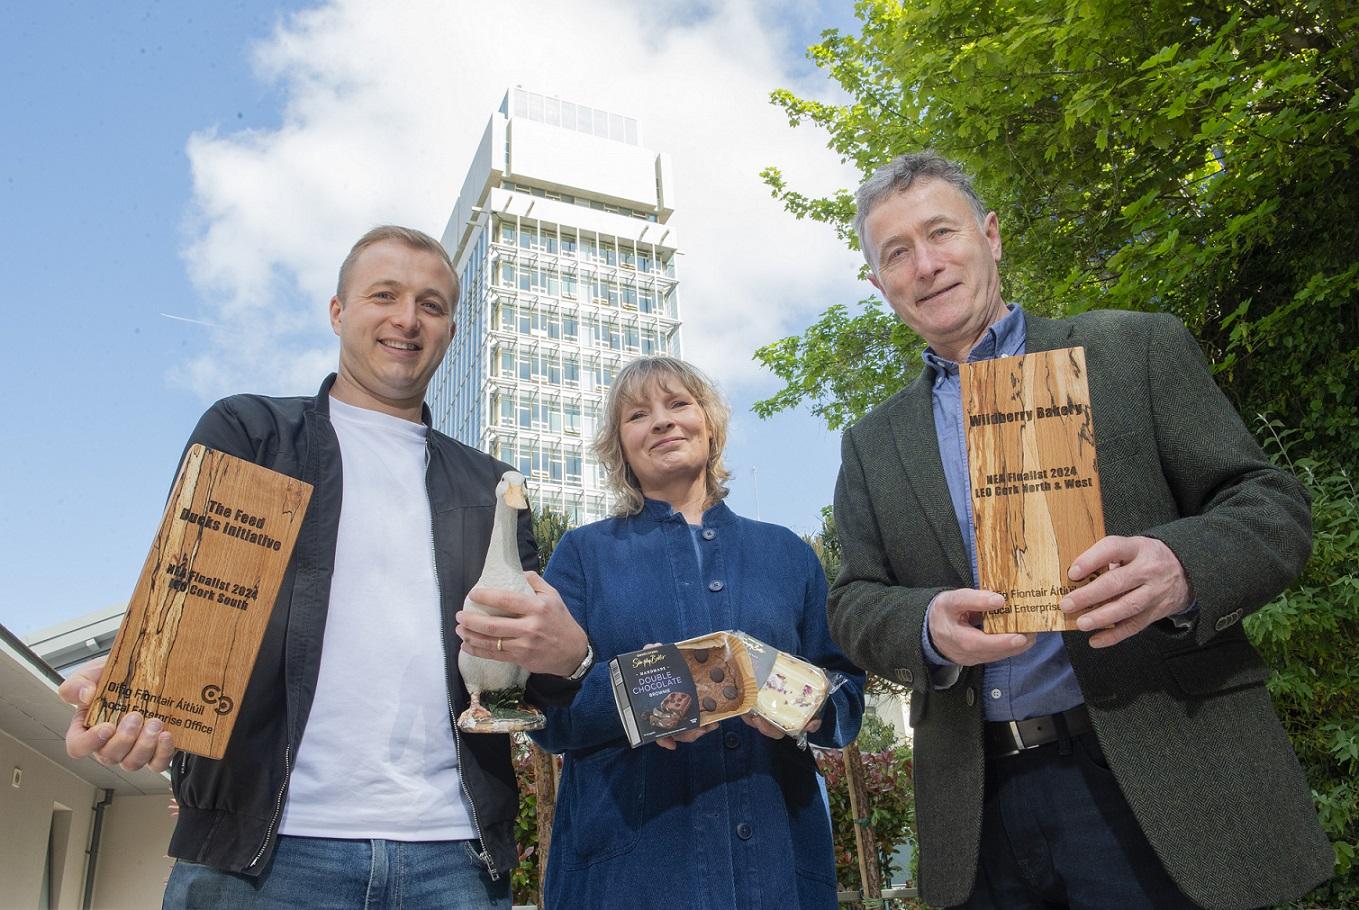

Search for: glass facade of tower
xmin=429 ymin=90 xmax=682 ymax=525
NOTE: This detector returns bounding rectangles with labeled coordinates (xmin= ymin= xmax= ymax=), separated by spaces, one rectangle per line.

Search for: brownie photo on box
xmin=649 ymin=691 xmax=692 ymax=730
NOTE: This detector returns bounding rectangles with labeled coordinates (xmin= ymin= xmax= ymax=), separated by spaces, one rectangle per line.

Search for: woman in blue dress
xmin=531 ymin=355 xmax=865 ymax=908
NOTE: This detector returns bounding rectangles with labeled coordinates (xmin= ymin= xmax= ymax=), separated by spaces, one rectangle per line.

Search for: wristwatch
xmin=566 ymin=640 xmax=594 ymax=681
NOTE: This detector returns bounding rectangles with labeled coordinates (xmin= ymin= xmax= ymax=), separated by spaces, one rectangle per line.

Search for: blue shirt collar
xmin=922 ymin=304 xmax=1026 ymax=377
xmin=640 ymin=497 xmax=736 ymax=527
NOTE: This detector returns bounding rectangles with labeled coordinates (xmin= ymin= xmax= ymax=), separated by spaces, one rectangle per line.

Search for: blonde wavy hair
xmin=594 ymin=356 xmax=732 ymax=517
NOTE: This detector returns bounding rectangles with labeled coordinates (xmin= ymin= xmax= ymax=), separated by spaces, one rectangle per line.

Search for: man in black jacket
xmin=61 ymin=226 xmax=592 ymax=909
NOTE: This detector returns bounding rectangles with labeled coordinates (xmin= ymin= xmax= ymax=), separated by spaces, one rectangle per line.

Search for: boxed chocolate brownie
xmin=609 ymin=632 xmax=757 ymax=747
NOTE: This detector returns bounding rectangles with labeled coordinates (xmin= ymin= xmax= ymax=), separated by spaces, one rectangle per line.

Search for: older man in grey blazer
xmin=829 ymin=151 xmax=1332 ymax=910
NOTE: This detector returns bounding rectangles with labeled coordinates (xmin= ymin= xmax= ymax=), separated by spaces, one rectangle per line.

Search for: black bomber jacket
xmin=167 ymin=375 xmax=579 ymax=879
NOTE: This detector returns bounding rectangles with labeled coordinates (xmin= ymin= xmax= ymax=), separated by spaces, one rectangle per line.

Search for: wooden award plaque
xmin=86 ymin=445 xmax=311 ymax=758
xmin=961 ymin=348 xmax=1105 ymax=633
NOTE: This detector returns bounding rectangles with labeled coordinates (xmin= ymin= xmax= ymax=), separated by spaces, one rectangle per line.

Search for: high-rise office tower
xmin=428 ymin=88 xmax=682 ymax=525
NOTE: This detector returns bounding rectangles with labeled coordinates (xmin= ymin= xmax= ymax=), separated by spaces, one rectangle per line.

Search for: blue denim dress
xmin=532 ymin=500 xmax=865 ymax=909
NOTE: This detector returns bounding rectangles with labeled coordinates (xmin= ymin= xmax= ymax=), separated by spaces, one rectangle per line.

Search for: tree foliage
xmin=757 ymin=0 xmax=1359 ymax=467
xmin=817 ymin=743 xmax=919 ymax=898
xmin=532 ymin=507 xmax=573 ymax=567
xmin=1247 ymin=423 xmax=1359 ymax=903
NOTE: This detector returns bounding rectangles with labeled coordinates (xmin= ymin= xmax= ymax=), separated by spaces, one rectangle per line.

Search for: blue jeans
xmin=163 ymin=836 xmax=512 ymax=909
xmin=956 ymin=730 xmax=1202 ymax=909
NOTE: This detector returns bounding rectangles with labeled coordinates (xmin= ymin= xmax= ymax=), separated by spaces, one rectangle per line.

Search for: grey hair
xmin=336 ymin=225 xmax=460 ymax=305
xmin=853 ymin=151 xmax=990 ymax=267
xmin=594 ymin=356 xmax=732 ymax=517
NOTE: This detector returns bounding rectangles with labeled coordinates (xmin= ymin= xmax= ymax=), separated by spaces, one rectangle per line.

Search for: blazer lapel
xmin=887 ymin=372 xmax=973 ymax=584
xmin=1024 ymin=312 xmax=1076 ymax=354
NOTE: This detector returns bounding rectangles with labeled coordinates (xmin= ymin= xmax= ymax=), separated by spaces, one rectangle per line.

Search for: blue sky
xmin=0 ymin=1 xmax=876 ymax=637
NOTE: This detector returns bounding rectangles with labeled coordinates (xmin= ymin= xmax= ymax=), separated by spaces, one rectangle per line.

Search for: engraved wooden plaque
xmin=86 ymin=445 xmax=312 ymax=758
xmin=961 ymin=348 xmax=1105 ymax=633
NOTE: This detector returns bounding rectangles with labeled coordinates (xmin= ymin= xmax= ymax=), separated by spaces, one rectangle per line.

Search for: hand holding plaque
xmin=961 ymin=348 xmax=1105 ymax=634
xmin=84 ymin=445 xmax=311 ymax=759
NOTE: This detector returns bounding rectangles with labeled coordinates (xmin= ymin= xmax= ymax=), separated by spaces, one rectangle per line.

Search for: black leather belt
xmin=985 ymin=704 xmax=1092 ymax=758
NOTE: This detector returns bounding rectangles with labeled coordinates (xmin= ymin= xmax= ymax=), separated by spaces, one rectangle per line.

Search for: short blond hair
xmin=594 ymin=356 xmax=732 ymax=517
xmin=336 ymin=225 xmax=459 ymax=305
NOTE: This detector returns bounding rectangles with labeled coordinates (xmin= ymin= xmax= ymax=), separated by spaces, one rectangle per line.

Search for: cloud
xmin=179 ymin=0 xmax=865 ymax=401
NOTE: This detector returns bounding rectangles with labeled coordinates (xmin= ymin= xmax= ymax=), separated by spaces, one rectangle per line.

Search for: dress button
xmin=724 ymin=732 xmax=740 ymax=749
xmin=990 ymin=688 xmax=1002 ymax=700
xmin=702 ymin=528 xmax=716 ymax=540
xmin=709 ymin=580 xmax=724 ymax=592
xmin=736 ymin=822 xmax=753 ymax=840
xmin=965 ymin=687 xmax=976 ymax=707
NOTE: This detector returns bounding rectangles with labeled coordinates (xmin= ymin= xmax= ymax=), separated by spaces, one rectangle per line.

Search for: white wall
xmin=0 ymin=729 xmax=96 ymax=910
xmin=90 ymin=794 xmax=176 ymax=909
xmin=0 ymin=730 xmax=174 ymax=910
xmin=508 ymin=118 xmax=660 ymax=209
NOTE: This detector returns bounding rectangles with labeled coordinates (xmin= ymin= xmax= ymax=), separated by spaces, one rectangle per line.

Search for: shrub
xmin=816 ymin=743 xmax=917 ymax=896
xmin=1248 ymin=424 xmax=1359 ymax=907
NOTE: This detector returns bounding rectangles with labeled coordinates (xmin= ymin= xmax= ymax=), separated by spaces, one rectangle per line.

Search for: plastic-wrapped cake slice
xmin=730 ymin=632 xmax=832 ymax=736
xmin=755 ymin=651 xmax=831 ymax=735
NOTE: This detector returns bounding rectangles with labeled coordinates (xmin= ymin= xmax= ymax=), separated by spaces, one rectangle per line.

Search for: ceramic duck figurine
xmin=456 ymin=471 xmax=545 ymax=733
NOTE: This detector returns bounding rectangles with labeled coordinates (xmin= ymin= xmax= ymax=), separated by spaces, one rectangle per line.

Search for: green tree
xmin=532 ymin=507 xmax=573 ymax=567
xmin=817 ymin=743 xmax=919 ymax=899
xmin=757 ymin=0 xmax=1359 ymax=469
xmin=1247 ymin=425 xmax=1359 ymax=902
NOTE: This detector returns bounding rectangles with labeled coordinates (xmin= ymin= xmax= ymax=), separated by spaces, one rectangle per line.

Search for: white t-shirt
xmin=278 ymin=396 xmax=475 ymax=840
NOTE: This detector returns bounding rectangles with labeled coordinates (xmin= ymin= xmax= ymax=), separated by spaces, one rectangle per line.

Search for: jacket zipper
xmin=247 ymin=744 xmax=292 ymax=870
xmin=428 ymin=444 xmax=499 ymax=881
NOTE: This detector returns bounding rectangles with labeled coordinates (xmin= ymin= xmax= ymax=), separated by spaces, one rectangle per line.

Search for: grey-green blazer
xmin=829 ymin=309 xmax=1332 ymax=910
